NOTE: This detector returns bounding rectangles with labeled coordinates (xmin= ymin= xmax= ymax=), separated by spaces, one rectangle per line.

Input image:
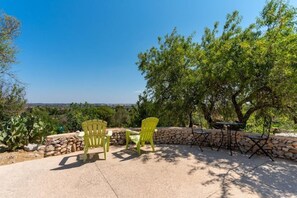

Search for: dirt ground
xmin=0 ymin=149 xmax=44 ymax=166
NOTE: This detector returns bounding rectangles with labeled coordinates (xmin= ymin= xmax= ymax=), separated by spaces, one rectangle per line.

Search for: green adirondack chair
xmin=82 ymin=119 xmax=111 ymax=161
xmin=126 ymin=117 xmax=159 ymax=155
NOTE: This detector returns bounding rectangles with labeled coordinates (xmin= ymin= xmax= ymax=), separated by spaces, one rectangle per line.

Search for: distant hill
xmin=27 ymin=103 xmax=134 ymax=108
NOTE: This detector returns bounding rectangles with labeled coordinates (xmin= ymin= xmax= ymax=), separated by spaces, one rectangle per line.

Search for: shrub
xmin=0 ymin=116 xmax=27 ymax=151
xmin=0 ymin=113 xmax=56 ymax=151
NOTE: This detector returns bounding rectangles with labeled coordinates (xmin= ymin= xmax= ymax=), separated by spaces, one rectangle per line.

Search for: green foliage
xmin=129 ymin=93 xmax=155 ymax=127
xmin=0 ymin=13 xmax=26 ymax=121
xmin=23 ymin=114 xmax=55 ymax=143
xmin=0 ymin=12 xmax=20 ymax=75
xmin=138 ymin=29 xmax=199 ymax=126
xmin=0 ymin=116 xmax=27 ymax=150
xmin=137 ymin=0 xmax=297 ymax=128
xmin=110 ymin=106 xmax=129 ymax=127
xmin=64 ymin=103 xmax=116 ymax=131
xmin=0 ymin=83 xmax=26 ymax=120
xmin=0 ymin=112 xmax=57 ymax=151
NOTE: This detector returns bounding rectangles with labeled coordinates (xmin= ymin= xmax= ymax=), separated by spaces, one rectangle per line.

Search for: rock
xmin=45 ymin=145 xmax=55 ymax=152
xmin=37 ymin=145 xmax=46 ymax=151
xmin=53 ymin=140 xmax=60 ymax=144
xmin=61 ymin=144 xmax=67 ymax=148
xmin=282 ymin=147 xmax=289 ymax=152
xmin=285 ymin=153 xmax=293 ymax=158
xmin=38 ymin=150 xmax=44 ymax=154
xmin=24 ymin=143 xmax=38 ymax=151
xmin=55 ymin=147 xmax=61 ymax=151
xmin=54 ymin=144 xmax=61 ymax=148
xmin=71 ymin=145 xmax=76 ymax=152
xmin=289 ymin=149 xmax=297 ymax=154
xmin=45 ymin=151 xmax=55 ymax=157
xmin=271 ymin=140 xmax=279 ymax=144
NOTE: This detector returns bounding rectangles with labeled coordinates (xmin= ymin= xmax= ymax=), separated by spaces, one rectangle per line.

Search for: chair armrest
xmin=106 ymin=130 xmax=113 ymax=137
xmin=126 ymin=129 xmax=140 ymax=136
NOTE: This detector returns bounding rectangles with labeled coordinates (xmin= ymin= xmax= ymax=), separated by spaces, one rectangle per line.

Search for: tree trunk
xmin=200 ymin=103 xmax=213 ymax=126
xmin=189 ymin=112 xmax=193 ymax=127
xmin=231 ymin=92 xmax=244 ymax=123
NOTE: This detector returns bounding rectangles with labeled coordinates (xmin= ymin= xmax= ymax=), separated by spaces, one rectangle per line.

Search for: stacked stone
xmin=109 ymin=128 xmax=126 ymax=145
xmin=154 ymin=127 xmax=193 ymax=145
xmin=44 ymin=133 xmax=84 ymax=157
xmin=44 ymin=127 xmax=297 ymax=162
xmin=270 ymin=137 xmax=297 ymax=160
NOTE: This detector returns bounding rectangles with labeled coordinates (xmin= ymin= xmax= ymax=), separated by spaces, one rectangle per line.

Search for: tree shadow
xmin=112 ymin=144 xmax=297 ymax=197
xmin=112 ymin=146 xmax=154 ymax=163
xmin=184 ymin=145 xmax=297 ymax=198
xmin=51 ymin=151 xmax=106 ymax=171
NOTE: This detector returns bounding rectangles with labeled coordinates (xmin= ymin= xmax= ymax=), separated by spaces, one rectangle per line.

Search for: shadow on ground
xmin=51 ymin=151 xmax=106 ymax=171
xmin=113 ymin=144 xmax=297 ymax=198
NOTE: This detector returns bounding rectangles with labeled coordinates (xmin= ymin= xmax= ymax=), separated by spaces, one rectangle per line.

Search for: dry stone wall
xmin=45 ymin=133 xmax=84 ymax=157
xmin=45 ymin=127 xmax=297 ymax=161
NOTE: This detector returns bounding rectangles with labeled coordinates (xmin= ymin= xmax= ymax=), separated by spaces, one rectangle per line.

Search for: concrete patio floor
xmin=0 ymin=145 xmax=296 ymax=198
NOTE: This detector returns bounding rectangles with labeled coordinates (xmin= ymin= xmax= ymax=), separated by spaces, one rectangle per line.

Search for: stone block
xmin=289 ymin=149 xmax=297 ymax=154
xmin=45 ymin=151 xmax=55 ymax=157
xmin=45 ymin=145 xmax=55 ymax=152
xmin=55 ymin=147 xmax=61 ymax=151
xmin=54 ymin=144 xmax=61 ymax=148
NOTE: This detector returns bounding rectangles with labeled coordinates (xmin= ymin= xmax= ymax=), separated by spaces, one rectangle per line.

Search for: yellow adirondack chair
xmin=82 ymin=119 xmax=111 ymax=161
xmin=126 ymin=117 xmax=159 ymax=154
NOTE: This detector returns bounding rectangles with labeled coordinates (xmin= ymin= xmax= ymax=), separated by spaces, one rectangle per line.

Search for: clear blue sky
xmin=1 ymin=0 xmax=296 ymax=103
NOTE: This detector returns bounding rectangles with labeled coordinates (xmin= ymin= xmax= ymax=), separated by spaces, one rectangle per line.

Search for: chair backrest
xmin=140 ymin=117 xmax=159 ymax=142
xmin=82 ymin=119 xmax=107 ymax=147
xmin=261 ymin=116 xmax=272 ymax=138
xmin=211 ymin=122 xmax=224 ymax=130
xmin=192 ymin=121 xmax=204 ymax=133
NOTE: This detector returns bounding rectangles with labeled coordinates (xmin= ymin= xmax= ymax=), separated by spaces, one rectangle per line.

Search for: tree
xmin=0 ymin=13 xmax=26 ymax=120
xmin=129 ymin=92 xmax=156 ymax=127
xmin=219 ymin=0 xmax=297 ymax=124
xmin=110 ymin=105 xmax=130 ymax=127
xmin=138 ymin=29 xmax=200 ymax=127
xmin=138 ymin=0 xmax=297 ymax=127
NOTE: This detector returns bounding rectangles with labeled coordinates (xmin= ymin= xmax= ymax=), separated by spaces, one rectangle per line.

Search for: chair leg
xmin=248 ymin=148 xmax=259 ymax=159
xmin=83 ymin=147 xmax=88 ymax=162
xmin=217 ymin=129 xmax=224 ymax=151
xmin=136 ymin=142 xmax=141 ymax=155
xmin=201 ymin=133 xmax=213 ymax=151
xmin=192 ymin=133 xmax=203 ymax=151
xmin=192 ymin=133 xmax=212 ymax=152
xmin=245 ymin=139 xmax=259 ymax=154
xmin=103 ymin=140 xmax=107 ymax=160
xmin=197 ymin=134 xmax=205 ymax=152
xmin=208 ymin=134 xmax=213 ymax=150
xmin=107 ymin=136 xmax=110 ymax=152
xmin=254 ymin=141 xmax=274 ymax=161
xmin=126 ymin=136 xmax=130 ymax=149
xmin=150 ymin=139 xmax=155 ymax=152
xmin=248 ymin=139 xmax=274 ymax=161
xmin=234 ymin=131 xmax=243 ymax=154
xmin=190 ymin=133 xmax=195 ymax=147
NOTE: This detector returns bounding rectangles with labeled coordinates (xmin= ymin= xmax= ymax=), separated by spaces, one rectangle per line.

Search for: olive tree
xmin=0 ymin=13 xmax=26 ymax=120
